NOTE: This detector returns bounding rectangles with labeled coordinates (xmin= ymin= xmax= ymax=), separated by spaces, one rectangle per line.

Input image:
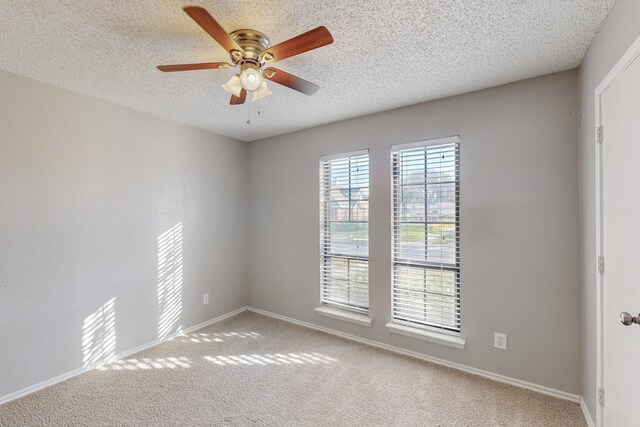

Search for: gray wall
xmin=249 ymin=70 xmax=582 ymax=394
xmin=0 ymin=36 xmax=599 ymax=402
xmin=0 ymin=70 xmax=249 ymax=398
xmin=578 ymin=0 xmax=640 ymax=419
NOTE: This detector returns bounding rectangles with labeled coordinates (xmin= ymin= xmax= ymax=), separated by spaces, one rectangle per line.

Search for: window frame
xmin=319 ymin=149 xmax=370 ymax=315
xmin=390 ymin=136 xmax=461 ymax=334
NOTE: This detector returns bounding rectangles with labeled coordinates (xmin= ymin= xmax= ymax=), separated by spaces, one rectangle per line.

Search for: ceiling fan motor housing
xmin=229 ymin=29 xmax=270 ymax=65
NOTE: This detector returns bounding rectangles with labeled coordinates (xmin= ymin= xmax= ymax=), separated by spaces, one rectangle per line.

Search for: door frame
xmin=594 ymin=32 xmax=640 ymax=427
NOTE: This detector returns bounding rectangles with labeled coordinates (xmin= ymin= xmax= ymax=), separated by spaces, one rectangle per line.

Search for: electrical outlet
xmin=494 ymin=332 xmax=507 ymax=350
xmin=203 ymin=293 xmax=209 ymax=305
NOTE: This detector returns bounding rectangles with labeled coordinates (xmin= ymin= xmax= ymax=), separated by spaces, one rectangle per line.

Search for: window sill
xmin=315 ymin=306 xmax=372 ymax=327
xmin=385 ymin=322 xmax=466 ymax=349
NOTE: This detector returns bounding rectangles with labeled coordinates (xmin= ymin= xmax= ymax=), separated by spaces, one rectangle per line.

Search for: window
xmin=320 ymin=151 xmax=369 ymax=313
xmin=391 ymin=137 xmax=460 ymax=332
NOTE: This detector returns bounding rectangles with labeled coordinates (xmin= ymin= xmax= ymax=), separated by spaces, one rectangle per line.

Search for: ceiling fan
xmin=157 ymin=6 xmax=333 ymax=105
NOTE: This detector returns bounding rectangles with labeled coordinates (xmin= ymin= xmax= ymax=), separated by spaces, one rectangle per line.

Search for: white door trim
xmin=594 ymin=32 xmax=640 ymax=427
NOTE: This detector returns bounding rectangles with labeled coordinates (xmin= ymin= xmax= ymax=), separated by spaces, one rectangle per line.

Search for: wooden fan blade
xmin=183 ymin=6 xmax=244 ymax=54
xmin=157 ymin=62 xmax=233 ymax=72
xmin=263 ymin=68 xmax=319 ymax=95
xmin=230 ymin=88 xmax=247 ymax=105
xmin=262 ymin=27 xmax=333 ymax=62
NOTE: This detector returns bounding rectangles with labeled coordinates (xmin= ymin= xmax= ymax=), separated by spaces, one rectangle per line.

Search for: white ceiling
xmin=0 ymin=1 xmax=614 ymax=142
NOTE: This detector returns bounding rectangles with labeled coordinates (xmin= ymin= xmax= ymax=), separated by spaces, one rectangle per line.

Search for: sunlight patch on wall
xmin=97 ymin=356 xmax=192 ymax=371
xmin=204 ymin=352 xmax=336 ymax=367
xmin=157 ymin=222 xmax=183 ymax=339
xmin=82 ymin=298 xmax=116 ymax=368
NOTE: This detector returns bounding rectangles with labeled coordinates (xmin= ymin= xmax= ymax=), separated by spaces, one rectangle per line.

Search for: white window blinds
xmin=320 ymin=151 xmax=369 ymax=313
xmin=391 ymin=138 xmax=460 ymax=332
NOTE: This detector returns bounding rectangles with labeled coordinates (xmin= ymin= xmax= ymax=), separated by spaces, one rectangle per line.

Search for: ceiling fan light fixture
xmin=157 ymin=7 xmax=334 ymax=106
xmin=252 ymin=80 xmax=272 ymax=101
xmin=222 ymin=75 xmax=243 ymax=97
xmin=239 ymin=68 xmax=263 ymax=92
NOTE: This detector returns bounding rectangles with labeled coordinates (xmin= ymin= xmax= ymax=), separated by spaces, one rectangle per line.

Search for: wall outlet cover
xmin=203 ymin=293 xmax=209 ymax=304
xmin=494 ymin=332 xmax=507 ymax=350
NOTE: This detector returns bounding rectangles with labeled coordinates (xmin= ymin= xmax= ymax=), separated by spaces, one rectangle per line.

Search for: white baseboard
xmin=0 ymin=306 xmax=248 ymax=406
xmin=2 ymin=304 xmax=587 ymax=419
xmin=580 ymin=397 xmax=595 ymax=427
xmin=247 ymin=307 xmax=581 ymax=404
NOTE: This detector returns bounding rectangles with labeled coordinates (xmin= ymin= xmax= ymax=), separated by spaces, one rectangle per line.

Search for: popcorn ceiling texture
xmin=0 ymin=312 xmax=587 ymax=426
xmin=0 ymin=0 xmax=614 ymax=141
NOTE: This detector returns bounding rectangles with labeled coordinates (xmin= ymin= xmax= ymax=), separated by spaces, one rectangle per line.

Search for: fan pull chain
xmin=246 ymin=101 xmax=261 ymax=125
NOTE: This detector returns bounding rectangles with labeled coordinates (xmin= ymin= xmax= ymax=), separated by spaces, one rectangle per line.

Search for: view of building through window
xmin=391 ymin=139 xmax=460 ymax=332
xmin=320 ymin=152 xmax=369 ymax=312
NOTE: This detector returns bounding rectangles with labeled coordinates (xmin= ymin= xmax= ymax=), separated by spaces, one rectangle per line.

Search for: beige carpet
xmin=0 ymin=311 xmax=586 ymax=426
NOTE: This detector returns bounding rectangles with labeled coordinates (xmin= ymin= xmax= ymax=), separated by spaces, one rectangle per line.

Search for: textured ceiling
xmin=0 ymin=1 xmax=614 ymax=142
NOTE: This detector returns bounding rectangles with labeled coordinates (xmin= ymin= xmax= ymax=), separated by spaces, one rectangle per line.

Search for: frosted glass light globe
xmin=252 ymin=80 xmax=272 ymax=101
xmin=239 ymin=68 xmax=263 ymax=92
xmin=222 ymin=75 xmax=242 ymax=97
